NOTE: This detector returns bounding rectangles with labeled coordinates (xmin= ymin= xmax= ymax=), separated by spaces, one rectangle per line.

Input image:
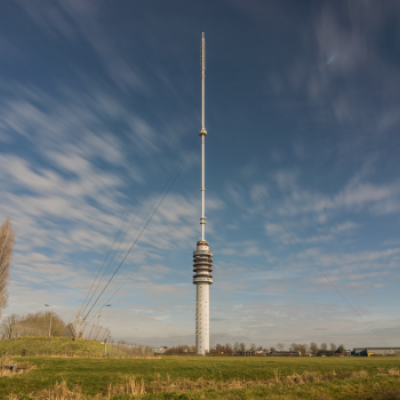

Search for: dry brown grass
xmin=386 ymin=368 xmax=400 ymax=376
xmin=3 ymin=368 xmax=400 ymax=399
xmin=123 ymin=367 xmax=400 ymax=395
xmin=38 ymin=354 xmax=160 ymax=360
xmin=0 ymin=368 xmax=28 ymax=378
xmin=143 ymin=368 xmax=357 ymax=393
xmin=10 ymin=377 xmax=145 ymax=400
xmin=105 ymin=376 xmax=145 ymax=397
xmin=0 ymin=355 xmax=33 ymax=378
xmin=351 ymin=369 xmax=369 ymax=378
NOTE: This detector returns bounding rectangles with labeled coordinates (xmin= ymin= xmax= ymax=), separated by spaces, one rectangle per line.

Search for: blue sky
xmin=1 ymin=0 xmax=400 ymax=348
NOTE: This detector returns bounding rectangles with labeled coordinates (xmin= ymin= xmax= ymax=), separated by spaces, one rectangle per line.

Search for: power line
xmin=82 ymin=135 xmax=196 ymax=321
xmin=84 ymin=199 xmax=192 ymax=325
xmin=79 ymin=133 xmax=179 ymax=318
xmin=77 ymin=72 xmax=203 ymax=324
xmin=78 ymin=156 xmax=157 ymax=317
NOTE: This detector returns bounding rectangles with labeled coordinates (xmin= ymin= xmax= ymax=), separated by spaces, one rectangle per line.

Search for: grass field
xmin=0 ymin=337 xmax=129 ymax=358
xmin=1 ymin=355 xmax=400 ymax=399
xmin=0 ymin=337 xmax=117 ymax=358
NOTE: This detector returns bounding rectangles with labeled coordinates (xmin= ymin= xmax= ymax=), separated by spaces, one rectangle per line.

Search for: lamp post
xmin=44 ymin=304 xmax=53 ymax=337
xmin=94 ymin=304 xmax=111 ymax=341
xmin=104 ymin=328 xmax=110 ymax=358
xmin=45 ymin=304 xmax=53 ymax=356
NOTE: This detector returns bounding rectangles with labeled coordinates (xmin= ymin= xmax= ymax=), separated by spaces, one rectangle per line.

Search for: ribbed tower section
xmin=193 ymin=32 xmax=212 ymax=355
xmin=193 ymin=240 xmax=213 ymax=354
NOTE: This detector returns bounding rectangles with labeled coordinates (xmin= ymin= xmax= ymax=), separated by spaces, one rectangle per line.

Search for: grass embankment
xmin=0 ymin=337 xmax=125 ymax=358
xmin=1 ymin=356 xmax=400 ymax=399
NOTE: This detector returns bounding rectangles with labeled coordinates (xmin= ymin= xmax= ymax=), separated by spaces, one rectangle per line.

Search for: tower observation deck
xmin=193 ymin=32 xmax=213 ymax=355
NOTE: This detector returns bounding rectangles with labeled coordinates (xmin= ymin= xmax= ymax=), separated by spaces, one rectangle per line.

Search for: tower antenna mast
xmin=200 ymin=32 xmax=207 ymax=239
xmin=193 ymin=32 xmax=213 ymax=355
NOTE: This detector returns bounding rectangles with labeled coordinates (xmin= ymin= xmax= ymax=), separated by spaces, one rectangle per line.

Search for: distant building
xmin=353 ymin=347 xmax=400 ymax=356
xmin=154 ymin=346 xmax=168 ymax=354
xmin=318 ymin=351 xmax=335 ymax=357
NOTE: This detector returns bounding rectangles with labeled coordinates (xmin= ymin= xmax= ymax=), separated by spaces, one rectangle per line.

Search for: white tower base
xmin=193 ymin=239 xmax=213 ymax=355
xmin=196 ymin=282 xmax=210 ymax=355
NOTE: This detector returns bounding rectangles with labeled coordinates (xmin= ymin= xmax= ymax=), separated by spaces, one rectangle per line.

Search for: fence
xmin=0 ymin=336 xmax=155 ymax=359
xmin=79 ymin=323 xmax=109 ymax=342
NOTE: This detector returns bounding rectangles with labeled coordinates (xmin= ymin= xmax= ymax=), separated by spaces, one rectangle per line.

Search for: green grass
xmin=0 ymin=337 xmax=125 ymax=358
xmin=139 ymin=374 xmax=400 ymax=400
xmin=0 ymin=356 xmax=400 ymax=399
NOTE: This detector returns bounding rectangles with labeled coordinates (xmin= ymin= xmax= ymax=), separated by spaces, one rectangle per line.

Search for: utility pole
xmin=103 ymin=329 xmax=109 ymax=358
xmin=72 ymin=312 xmax=82 ymax=339
xmin=88 ymin=324 xmax=95 ymax=339
xmin=45 ymin=304 xmax=53 ymax=356
xmin=101 ymin=327 xmax=109 ymax=342
xmin=45 ymin=304 xmax=53 ymax=337
xmin=94 ymin=304 xmax=111 ymax=341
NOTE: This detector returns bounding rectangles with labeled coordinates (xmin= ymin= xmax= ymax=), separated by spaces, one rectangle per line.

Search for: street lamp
xmin=103 ymin=327 xmax=110 ymax=358
xmin=44 ymin=304 xmax=53 ymax=338
xmin=94 ymin=304 xmax=111 ymax=341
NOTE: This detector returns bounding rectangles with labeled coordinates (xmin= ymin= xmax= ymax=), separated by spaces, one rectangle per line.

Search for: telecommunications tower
xmin=192 ymin=32 xmax=213 ymax=355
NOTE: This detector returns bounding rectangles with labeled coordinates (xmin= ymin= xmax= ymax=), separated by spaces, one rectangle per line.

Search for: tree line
xmin=0 ymin=311 xmax=66 ymax=338
xmin=166 ymin=342 xmax=347 ymax=355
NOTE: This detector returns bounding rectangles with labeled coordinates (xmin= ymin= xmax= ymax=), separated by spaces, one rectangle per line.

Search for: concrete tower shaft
xmin=193 ymin=240 xmax=213 ymax=354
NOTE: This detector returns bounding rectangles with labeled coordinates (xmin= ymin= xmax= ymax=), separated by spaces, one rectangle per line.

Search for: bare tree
xmin=336 ymin=344 xmax=345 ymax=353
xmin=0 ymin=218 xmax=15 ymax=315
xmin=239 ymin=342 xmax=246 ymax=352
xmin=320 ymin=343 xmax=328 ymax=352
xmin=277 ymin=343 xmax=285 ymax=351
xmin=225 ymin=343 xmax=233 ymax=355
xmin=298 ymin=344 xmax=308 ymax=355
xmin=26 ymin=311 xmax=66 ymax=336
xmin=270 ymin=346 xmax=276 ymax=353
xmin=215 ymin=343 xmax=224 ymax=353
xmin=309 ymin=342 xmax=319 ymax=354
xmin=234 ymin=342 xmax=240 ymax=352
xmin=290 ymin=343 xmax=299 ymax=352
xmin=250 ymin=343 xmax=257 ymax=352
xmin=330 ymin=343 xmax=337 ymax=352
xmin=0 ymin=314 xmax=19 ymax=338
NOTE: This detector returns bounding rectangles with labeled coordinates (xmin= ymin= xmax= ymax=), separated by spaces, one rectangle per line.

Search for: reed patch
xmin=5 ymin=368 xmax=400 ymax=399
